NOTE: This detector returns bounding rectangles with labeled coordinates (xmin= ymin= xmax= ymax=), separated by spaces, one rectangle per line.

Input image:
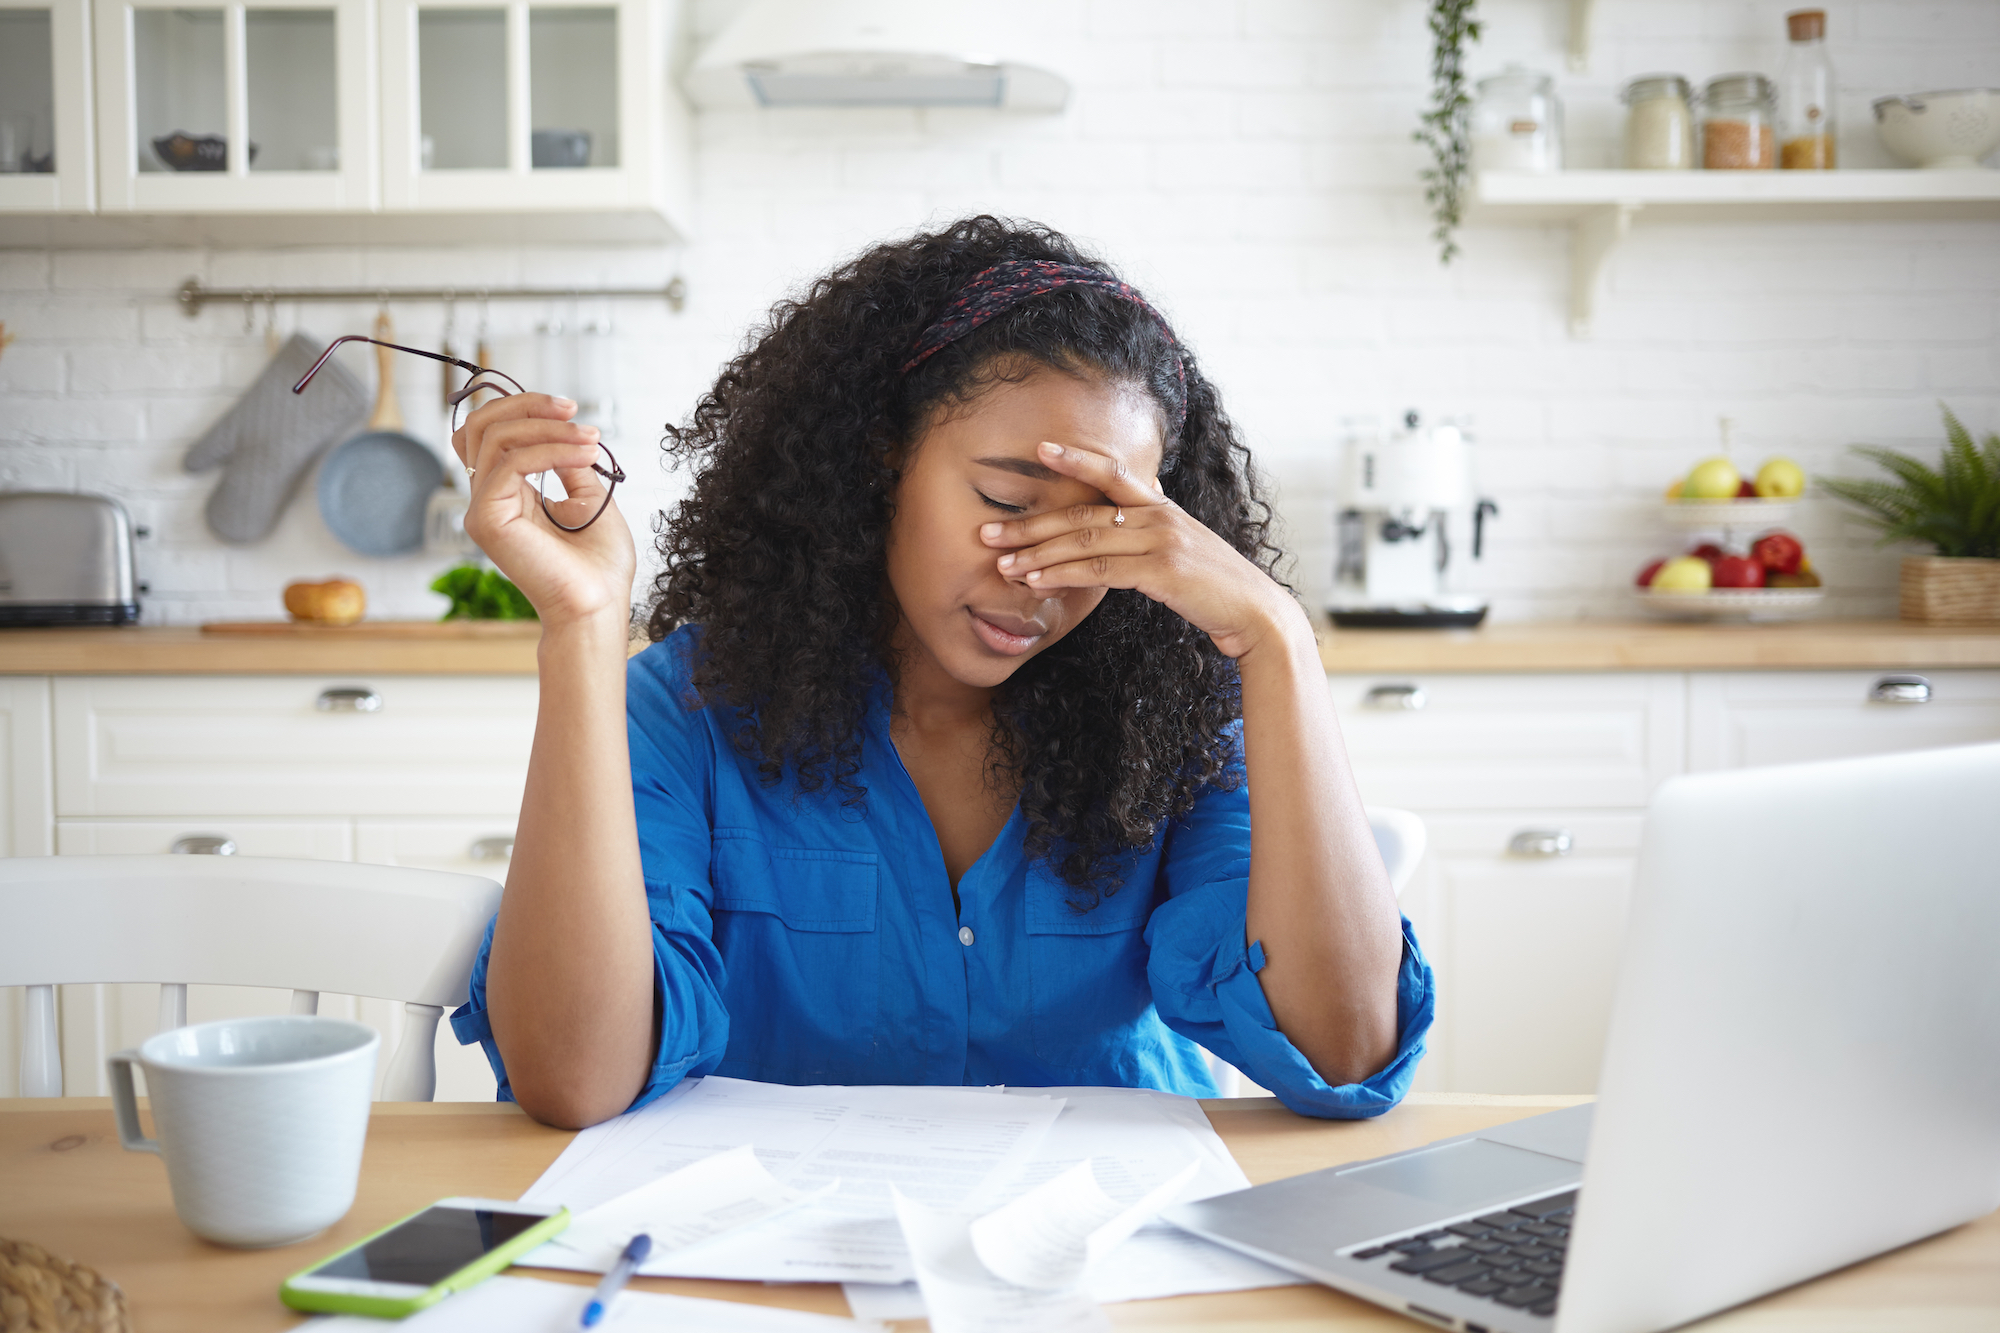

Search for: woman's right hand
xmin=451 ymin=393 xmax=636 ymax=630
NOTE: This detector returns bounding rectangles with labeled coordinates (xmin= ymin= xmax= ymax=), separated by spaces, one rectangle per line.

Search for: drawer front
xmin=355 ymin=819 xmax=517 ymax=884
xmin=55 ymin=819 xmax=353 ymax=859
xmin=1 ymin=676 xmax=54 ymax=857
xmin=1329 ymin=673 xmax=1685 ymax=809
xmin=54 ymin=676 xmax=538 ymax=817
xmin=1687 ymin=670 xmax=2000 ymax=772
xmin=1400 ymin=811 xmax=1642 ymax=1097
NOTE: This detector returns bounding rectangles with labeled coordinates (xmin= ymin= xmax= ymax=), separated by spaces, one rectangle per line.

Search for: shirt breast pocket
xmin=1023 ymin=865 xmax=1157 ymax=1073
xmin=710 ymin=833 xmax=881 ymax=1081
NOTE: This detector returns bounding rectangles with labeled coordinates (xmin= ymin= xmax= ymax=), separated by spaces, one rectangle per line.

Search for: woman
xmin=447 ymin=216 xmax=1432 ymax=1130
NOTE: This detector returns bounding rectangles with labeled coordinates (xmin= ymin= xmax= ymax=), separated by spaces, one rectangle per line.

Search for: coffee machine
xmin=1330 ymin=410 xmax=1498 ymax=629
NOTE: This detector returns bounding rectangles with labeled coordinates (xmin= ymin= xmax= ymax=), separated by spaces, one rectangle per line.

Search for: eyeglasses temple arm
xmin=294 ymin=335 xmax=512 ymax=395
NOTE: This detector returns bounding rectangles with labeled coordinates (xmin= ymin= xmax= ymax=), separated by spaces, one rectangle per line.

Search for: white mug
xmin=108 ymin=1015 xmax=379 ymax=1248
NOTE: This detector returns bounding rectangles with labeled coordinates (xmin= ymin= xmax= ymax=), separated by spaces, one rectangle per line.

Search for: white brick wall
xmin=2 ymin=0 xmax=1995 ymax=624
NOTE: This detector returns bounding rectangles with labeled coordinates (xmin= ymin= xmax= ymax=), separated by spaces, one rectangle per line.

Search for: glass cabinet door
xmin=381 ymin=0 xmax=657 ymax=212
xmin=0 ymin=0 xmax=94 ymax=210
xmin=94 ymin=0 xmax=375 ymax=210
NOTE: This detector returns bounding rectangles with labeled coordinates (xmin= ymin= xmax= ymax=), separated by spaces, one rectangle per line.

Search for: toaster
xmin=0 ymin=492 xmax=142 ymax=626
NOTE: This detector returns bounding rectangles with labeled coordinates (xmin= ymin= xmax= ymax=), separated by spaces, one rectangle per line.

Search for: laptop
xmin=1165 ymin=741 xmax=2000 ymax=1333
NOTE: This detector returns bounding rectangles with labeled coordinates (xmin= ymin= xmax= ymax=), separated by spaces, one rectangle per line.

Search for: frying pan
xmin=317 ymin=313 xmax=445 ymax=557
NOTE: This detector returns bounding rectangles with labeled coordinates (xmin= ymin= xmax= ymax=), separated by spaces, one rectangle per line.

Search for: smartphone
xmin=280 ymin=1197 xmax=571 ymax=1318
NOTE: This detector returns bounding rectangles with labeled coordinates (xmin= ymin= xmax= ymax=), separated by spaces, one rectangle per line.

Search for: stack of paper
xmin=299 ymin=1273 xmax=880 ymax=1332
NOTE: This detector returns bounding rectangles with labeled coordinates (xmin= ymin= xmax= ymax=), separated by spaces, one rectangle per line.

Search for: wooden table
xmin=3 ymin=1095 xmax=1995 ymax=1331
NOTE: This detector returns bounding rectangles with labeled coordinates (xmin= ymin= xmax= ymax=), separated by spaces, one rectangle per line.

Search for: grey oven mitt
xmin=184 ymin=333 xmax=369 ymax=543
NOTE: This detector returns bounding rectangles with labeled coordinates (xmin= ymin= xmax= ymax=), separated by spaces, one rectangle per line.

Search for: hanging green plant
xmin=1414 ymin=0 xmax=1482 ymax=265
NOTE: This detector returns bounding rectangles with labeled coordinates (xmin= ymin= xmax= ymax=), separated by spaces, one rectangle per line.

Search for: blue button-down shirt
xmin=453 ymin=626 xmax=1434 ymax=1118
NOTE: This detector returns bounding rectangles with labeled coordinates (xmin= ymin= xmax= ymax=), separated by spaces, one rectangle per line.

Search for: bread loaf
xmin=283 ymin=578 xmax=366 ymax=625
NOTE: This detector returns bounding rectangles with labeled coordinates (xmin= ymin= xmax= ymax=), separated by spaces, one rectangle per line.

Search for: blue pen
xmin=580 ymin=1233 xmax=652 ymax=1328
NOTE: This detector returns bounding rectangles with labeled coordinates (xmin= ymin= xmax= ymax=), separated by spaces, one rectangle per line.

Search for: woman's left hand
xmin=979 ymin=439 xmax=1301 ymax=661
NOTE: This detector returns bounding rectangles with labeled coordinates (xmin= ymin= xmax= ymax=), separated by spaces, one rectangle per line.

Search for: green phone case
xmin=279 ymin=1201 xmax=572 ymax=1318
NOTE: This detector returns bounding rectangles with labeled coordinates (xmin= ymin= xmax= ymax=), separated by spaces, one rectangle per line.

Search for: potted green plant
xmin=1821 ymin=405 xmax=2000 ymax=623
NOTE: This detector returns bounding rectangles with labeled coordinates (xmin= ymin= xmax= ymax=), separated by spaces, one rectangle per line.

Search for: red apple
xmin=1636 ymin=559 xmax=1666 ymax=587
xmin=1736 ymin=478 xmax=1759 ymax=497
xmin=1690 ymin=542 xmax=1727 ymax=565
xmin=1711 ymin=554 xmax=1766 ymax=588
xmin=1751 ymin=531 xmax=1804 ymax=575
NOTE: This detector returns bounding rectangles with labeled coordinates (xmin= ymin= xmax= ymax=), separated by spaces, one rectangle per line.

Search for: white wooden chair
xmin=1 ymin=856 xmax=503 ymax=1101
xmin=1203 ymin=806 xmax=1428 ymax=1096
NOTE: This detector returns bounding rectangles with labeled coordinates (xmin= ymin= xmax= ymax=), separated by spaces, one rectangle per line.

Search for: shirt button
xmin=958 ymin=926 xmax=975 ymax=946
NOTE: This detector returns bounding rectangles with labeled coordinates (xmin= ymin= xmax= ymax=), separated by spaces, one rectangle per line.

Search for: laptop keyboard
xmin=1348 ymin=1189 xmax=1579 ymax=1320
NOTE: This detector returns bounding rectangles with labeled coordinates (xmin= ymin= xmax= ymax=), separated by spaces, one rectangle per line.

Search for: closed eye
xmin=975 ymin=490 xmax=1027 ymax=515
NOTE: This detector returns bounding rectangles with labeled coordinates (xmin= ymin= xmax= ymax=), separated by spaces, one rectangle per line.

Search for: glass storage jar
xmin=1472 ymin=66 xmax=1563 ymax=173
xmin=1622 ymin=74 xmax=1695 ymax=169
xmin=1701 ymin=73 xmax=1778 ymax=169
xmin=1778 ymin=7 xmax=1836 ymax=169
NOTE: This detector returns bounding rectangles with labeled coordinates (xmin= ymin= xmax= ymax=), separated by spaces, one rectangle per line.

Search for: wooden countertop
xmin=1317 ymin=619 xmax=2000 ymax=673
xmin=7 ymin=1093 xmax=1993 ymax=1333
xmin=1 ymin=619 xmax=1996 ymax=675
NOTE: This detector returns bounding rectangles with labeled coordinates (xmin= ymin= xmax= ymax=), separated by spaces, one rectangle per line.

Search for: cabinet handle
xmin=171 ymin=835 xmax=237 ymax=856
xmin=469 ymin=836 xmax=515 ymax=862
xmin=316 ymin=686 xmax=382 ymax=713
xmin=1868 ymin=675 xmax=1931 ymax=705
xmin=1508 ymin=828 xmax=1573 ymax=858
xmin=1362 ymin=684 xmax=1427 ymax=711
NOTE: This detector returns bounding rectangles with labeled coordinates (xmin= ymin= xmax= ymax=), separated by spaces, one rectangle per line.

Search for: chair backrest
xmin=1 ymin=856 xmax=503 ymax=1101
xmin=1367 ymin=806 xmax=1427 ymax=897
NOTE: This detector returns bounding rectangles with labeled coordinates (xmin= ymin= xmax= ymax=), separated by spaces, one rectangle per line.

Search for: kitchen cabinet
xmin=92 ymin=0 xmax=378 ymax=212
xmin=2 ymin=0 xmax=689 ymax=240
xmin=1686 ymin=670 xmax=2000 ymax=772
xmin=0 ymin=676 xmax=54 ymax=857
xmin=0 ymin=0 xmax=94 ymax=212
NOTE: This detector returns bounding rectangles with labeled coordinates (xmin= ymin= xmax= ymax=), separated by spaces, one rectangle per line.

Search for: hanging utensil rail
xmin=176 ymin=276 xmax=686 ymax=317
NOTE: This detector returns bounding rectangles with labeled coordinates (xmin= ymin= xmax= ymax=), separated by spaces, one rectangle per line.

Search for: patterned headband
xmin=901 ymin=260 xmax=1187 ymax=431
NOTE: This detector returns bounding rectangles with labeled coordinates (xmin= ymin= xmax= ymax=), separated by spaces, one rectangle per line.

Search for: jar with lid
xmin=1779 ymin=8 xmax=1836 ymax=168
xmin=1622 ymin=75 xmax=1695 ymax=169
xmin=1701 ymin=73 xmax=1777 ymax=169
xmin=1472 ymin=66 xmax=1563 ymax=173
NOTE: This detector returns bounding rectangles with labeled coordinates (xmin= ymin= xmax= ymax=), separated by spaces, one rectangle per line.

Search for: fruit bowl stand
xmin=1633 ymin=586 xmax=1827 ymax=621
xmin=1659 ymin=497 xmax=1798 ymax=531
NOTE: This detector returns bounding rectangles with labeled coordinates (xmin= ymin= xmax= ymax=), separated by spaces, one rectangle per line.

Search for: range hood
xmin=683 ymin=0 xmax=1070 ymax=111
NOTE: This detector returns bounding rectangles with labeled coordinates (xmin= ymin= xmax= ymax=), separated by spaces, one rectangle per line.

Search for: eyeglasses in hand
xmin=293 ymin=335 xmax=626 ymax=533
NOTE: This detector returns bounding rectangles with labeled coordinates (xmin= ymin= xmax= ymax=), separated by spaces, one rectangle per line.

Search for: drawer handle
xmin=1508 ymin=829 xmax=1573 ymax=858
xmin=1869 ymin=675 xmax=1931 ymax=705
xmin=171 ymin=835 xmax=237 ymax=856
xmin=1363 ymin=684 xmax=1427 ymax=711
xmin=317 ymin=686 xmax=382 ymax=713
xmin=469 ymin=836 xmax=515 ymax=862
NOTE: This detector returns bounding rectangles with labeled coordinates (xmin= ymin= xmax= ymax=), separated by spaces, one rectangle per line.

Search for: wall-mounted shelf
xmin=1466 ymin=169 xmax=2000 ymax=337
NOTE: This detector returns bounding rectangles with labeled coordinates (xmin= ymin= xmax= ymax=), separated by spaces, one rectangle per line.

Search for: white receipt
xmin=842 ymin=1086 xmax=1303 ymax=1318
xmin=518 ymin=1077 xmax=1065 ymax=1284
xmin=538 ymin=1145 xmax=837 ymax=1272
xmin=294 ymin=1272 xmax=880 ymax=1333
xmin=969 ymin=1157 xmax=1201 ymax=1290
xmin=892 ymin=1191 xmax=1109 ymax=1333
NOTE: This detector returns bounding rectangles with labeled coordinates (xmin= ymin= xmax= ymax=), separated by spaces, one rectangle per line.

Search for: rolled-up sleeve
xmin=1143 ymin=729 xmax=1435 ymax=1118
xmin=449 ymin=631 xmax=734 ymax=1111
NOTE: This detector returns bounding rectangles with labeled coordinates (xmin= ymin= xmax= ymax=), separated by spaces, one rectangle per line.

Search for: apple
xmin=1664 ymin=478 xmax=1683 ymax=499
xmin=1711 ymin=554 xmax=1766 ymax=588
xmin=1652 ymin=556 xmax=1712 ymax=591
xmin=1769 ymin=570 xmax=1823 ymax=588
xmin=1683 ymin=457 xmax=1742 ymax=500
xmin=1755 ymin=457 xmax=1806 ymax=499
xmin=1690 ymin=542 xmax=1727 ymax=564
xmin=1636 ymin=559 xmax=1666 ymax=587
xmin=1736 ymin=478 xmax=1759 ymax=498
xmin=1751 ymin=532 xmax=1804 ymax=575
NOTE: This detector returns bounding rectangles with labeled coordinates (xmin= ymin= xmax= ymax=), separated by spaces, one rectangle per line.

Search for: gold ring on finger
xmin=1112 ymin=507 xmax=1125 ymax=527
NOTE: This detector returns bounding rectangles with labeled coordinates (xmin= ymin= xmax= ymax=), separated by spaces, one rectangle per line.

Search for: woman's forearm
xmin=1237 ymin=606 xmax=1404 ymax=1087
xmin=486 ymin=613 xmax=656 ymax=1128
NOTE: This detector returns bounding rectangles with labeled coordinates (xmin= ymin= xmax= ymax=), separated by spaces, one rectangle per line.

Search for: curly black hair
xmin=647 ymin=215 xmax=1285 ymax=901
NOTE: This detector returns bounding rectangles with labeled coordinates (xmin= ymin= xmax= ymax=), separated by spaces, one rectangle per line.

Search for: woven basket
xmin=1900 ymin=556 xmax=2000 ymax=624
xmin=0 ymin=1238 xmax=129 ymax=1333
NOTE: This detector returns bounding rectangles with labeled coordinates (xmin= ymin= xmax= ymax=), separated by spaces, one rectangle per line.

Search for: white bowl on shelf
xmin=1634 ymin=587 xmax=1825 ymax=622
xmin=1872 ymin=89 xmax=2000 ymax=169
xmin=1660 ymin=497 xmax=1799 ymax=529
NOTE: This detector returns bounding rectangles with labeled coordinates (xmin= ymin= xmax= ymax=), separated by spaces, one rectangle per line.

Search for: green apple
xmin=1755 ymin=457 xmax=1805 ymax=498
xmin=1682 ymin=457 xmax=1742 ymax=500
xmin=1651 ymin=556 xmax=1713 ymax=591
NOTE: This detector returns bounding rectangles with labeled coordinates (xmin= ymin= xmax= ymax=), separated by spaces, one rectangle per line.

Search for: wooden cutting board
xmin=200 ymin=619 xmax=542 ymax=638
